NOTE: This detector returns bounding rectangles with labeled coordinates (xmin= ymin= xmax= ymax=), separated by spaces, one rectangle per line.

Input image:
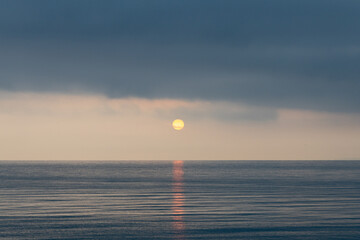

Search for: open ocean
xmin=0 ymin=160 xmax=360 ymax=240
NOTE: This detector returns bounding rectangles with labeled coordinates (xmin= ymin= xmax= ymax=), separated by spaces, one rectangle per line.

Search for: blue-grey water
xmin=1 ymin=161 xmax=360 ymax=240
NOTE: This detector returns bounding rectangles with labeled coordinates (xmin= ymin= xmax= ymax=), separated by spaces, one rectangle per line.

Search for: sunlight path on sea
xmin=172 ymin=160 xmax=185 ymax=239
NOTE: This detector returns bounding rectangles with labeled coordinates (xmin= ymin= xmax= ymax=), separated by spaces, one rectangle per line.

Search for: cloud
xmin=0 ymin=0 xmax=359 ymax=113
xmin=1 ymin=0 xmax=359 ymax=44
xmin=0 ymin=91 xmax=276 ymax=122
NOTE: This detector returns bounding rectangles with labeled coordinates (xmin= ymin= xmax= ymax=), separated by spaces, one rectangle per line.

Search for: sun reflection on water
xmin=172 ymin=160 xmax=185 ymax=239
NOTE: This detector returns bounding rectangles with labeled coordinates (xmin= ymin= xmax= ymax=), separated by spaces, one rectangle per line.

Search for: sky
xmin=0 ymin=0 xmax=359 ymax=160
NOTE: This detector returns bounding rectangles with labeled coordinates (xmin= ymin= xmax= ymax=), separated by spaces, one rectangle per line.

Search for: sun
xmin=172 ymin=119 xmax=184 ymax=131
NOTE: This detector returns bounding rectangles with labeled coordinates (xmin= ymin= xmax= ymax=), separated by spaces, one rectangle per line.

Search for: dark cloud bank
xmin=0 ymin=0 xmax=359 ymax=112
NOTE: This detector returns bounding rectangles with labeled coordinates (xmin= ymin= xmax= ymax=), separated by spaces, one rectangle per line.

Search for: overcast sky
xmin=0 ymin=0 xmax=359 ymax=160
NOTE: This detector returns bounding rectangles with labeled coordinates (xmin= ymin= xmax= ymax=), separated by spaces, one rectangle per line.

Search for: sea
xmin=0 ymin=160 xmax=359 ymax=240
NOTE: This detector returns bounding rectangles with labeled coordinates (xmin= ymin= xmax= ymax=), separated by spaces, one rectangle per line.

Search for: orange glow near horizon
xmin=1 ymin=91 xmax=360 ymax=160
xmin=172 ymin=160 xmax=185 ymax=238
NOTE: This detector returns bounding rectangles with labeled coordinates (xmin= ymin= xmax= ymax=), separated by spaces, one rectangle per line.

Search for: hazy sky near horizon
xmin=1 ymin=0 xmax=360 ymax=160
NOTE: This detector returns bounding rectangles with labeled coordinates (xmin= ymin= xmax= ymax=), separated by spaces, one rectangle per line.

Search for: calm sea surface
xmin=0 ymin=161 xmax=360 ymax=239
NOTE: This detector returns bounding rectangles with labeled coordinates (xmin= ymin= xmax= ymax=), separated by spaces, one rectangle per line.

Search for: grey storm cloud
xmin=0 ymin=0 xmax=360 ymax=112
